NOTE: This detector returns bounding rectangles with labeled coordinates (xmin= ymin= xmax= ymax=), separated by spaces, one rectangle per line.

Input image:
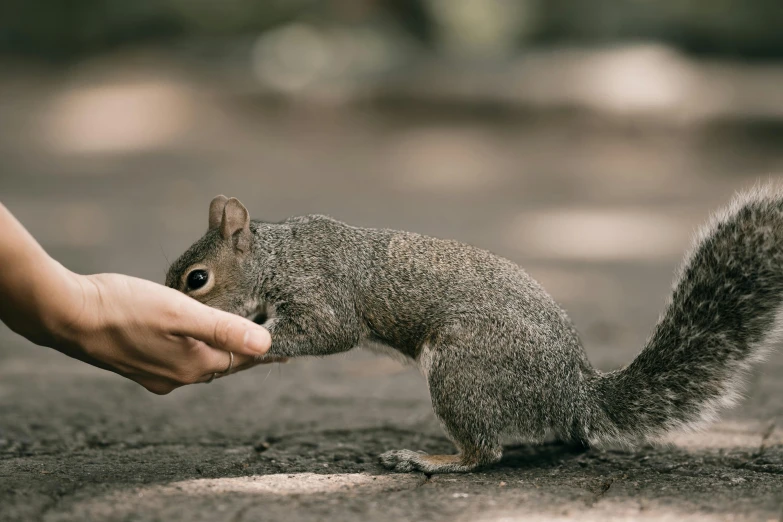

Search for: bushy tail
xmin=584 ymin=185 xmax=783 ymax=444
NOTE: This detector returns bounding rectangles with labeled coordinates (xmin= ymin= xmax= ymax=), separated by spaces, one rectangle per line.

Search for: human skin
xmin=0 ymin=202 xmax=284 ymax=395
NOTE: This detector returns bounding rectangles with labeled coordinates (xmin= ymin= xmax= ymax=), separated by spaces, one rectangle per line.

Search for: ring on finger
xmin=204 ymin=352 xmax=234 ymax=384
xmin=222 ymin=351 xmax=234 ymax=376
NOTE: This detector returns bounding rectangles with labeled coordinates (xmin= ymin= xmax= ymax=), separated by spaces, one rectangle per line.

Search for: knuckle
xmin=193 ymin=348 xmax=212 ymax=367
xmin=183 ymin=337 xmax=205 ymax=354
xmin=162 ymin=301 xmax=184 ymax=325
xmin=212 ymin=318 xmax=233 ymax=348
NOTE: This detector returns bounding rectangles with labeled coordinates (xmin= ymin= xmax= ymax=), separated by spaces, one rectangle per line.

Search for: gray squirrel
xmin=165 ymin=186 xmax=781 ymax=473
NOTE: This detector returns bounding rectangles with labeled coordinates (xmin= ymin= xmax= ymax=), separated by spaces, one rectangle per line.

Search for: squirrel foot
xmin=379 ymin=449 xmax=489 ymax=474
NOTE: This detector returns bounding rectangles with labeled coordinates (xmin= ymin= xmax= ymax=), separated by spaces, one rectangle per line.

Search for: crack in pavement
xmin=755 ymin=422 xmax=777 ymax=457
xmin=585 ymin=477 xmax=615 ymax=507
xmin=0 ymin=425 xmax=444 ymax=460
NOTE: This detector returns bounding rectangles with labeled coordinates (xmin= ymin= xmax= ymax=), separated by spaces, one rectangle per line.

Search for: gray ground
xmin=1 ymin=58 xmax=782 ymax=521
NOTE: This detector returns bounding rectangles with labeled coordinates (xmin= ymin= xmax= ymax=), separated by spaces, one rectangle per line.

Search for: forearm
xmin=0 ymin=203 xmax=82 ymax=347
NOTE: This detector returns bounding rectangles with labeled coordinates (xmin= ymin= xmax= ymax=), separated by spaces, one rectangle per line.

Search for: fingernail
xmin=244 ymin=329 xmax=271 ymax=354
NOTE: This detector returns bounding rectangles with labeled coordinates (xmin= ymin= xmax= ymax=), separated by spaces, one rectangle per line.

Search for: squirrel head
xmin=165 ymin=195 xmax=259 ymax=319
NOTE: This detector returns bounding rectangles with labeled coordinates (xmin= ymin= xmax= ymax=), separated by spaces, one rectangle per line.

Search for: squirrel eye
xmin=186 ymin=269 xmax=209 ymax=290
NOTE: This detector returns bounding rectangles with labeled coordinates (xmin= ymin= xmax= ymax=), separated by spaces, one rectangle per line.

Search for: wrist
xmin=0 ymin=204 xmax=100 ymax=355
xmin=37 ymin=263 xmax=96 ymax=351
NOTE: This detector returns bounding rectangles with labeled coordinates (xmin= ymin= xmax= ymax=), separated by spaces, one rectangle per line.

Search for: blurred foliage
xmin=536 ymin=0 xmax=783 ymax=58
xmin=1 ymin=0 xmax=782 ymax=61
xmin=0 ymin=0 xmax=308 ymax=61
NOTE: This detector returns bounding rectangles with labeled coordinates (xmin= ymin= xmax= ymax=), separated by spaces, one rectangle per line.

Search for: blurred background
xmin=1 ymin=0 xmax=782 ymax=477
xmin=2 ymin=0 xmax=783 ymax=334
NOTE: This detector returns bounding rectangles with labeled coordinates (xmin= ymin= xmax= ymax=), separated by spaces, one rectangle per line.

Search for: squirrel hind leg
xmin=379 ymin=446 xmax=500 ymax=474
xmin=378 ymin=400 xmax=504 ymax=473
xmin=379 ymin=339 xmax=505 ymax=473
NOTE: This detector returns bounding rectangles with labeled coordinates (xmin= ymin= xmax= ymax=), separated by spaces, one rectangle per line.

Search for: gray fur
xmin=165 ymin=186 xmax=783 ymax=473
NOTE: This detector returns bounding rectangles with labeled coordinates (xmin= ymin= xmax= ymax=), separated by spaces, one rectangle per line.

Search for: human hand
xmin=0 ymin=202 xmax=284 ymax=394
xmin=51 ymin=272 xmax=284 ymax=395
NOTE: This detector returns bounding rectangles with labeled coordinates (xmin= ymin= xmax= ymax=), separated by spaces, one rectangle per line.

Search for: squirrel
xmin=165 ymin=186 xmax=781 ymax=474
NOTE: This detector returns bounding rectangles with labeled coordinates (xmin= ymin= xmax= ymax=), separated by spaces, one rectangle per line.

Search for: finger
xmin=170 ymin=296 xmax=271 ymax=356
xmin=196 ymin=343 xmax=257 ymax=378
xmin=205 ymin=346 xmax=242 ymax=375
xmin=210 ymin=353 xmax=288 ymax=377
xmin=196 ymin=372 xmax=218 ymax=384
xmin=179 ymin=337 xmax=287 ymax=382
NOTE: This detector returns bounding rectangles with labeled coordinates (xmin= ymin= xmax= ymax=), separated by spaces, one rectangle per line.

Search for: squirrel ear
xmin=208 ymin=195 xmax=229 ymax=231
xmin=220 ymin=197 xmax=251 ymax=252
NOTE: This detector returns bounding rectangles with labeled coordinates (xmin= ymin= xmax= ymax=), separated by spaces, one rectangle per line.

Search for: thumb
xmin=171 ymin=297 xmax=272 ymax=356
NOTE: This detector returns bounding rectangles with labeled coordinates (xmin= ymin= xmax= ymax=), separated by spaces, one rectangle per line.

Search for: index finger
xmin=170 ymin=294 xmax=272 ymax=356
